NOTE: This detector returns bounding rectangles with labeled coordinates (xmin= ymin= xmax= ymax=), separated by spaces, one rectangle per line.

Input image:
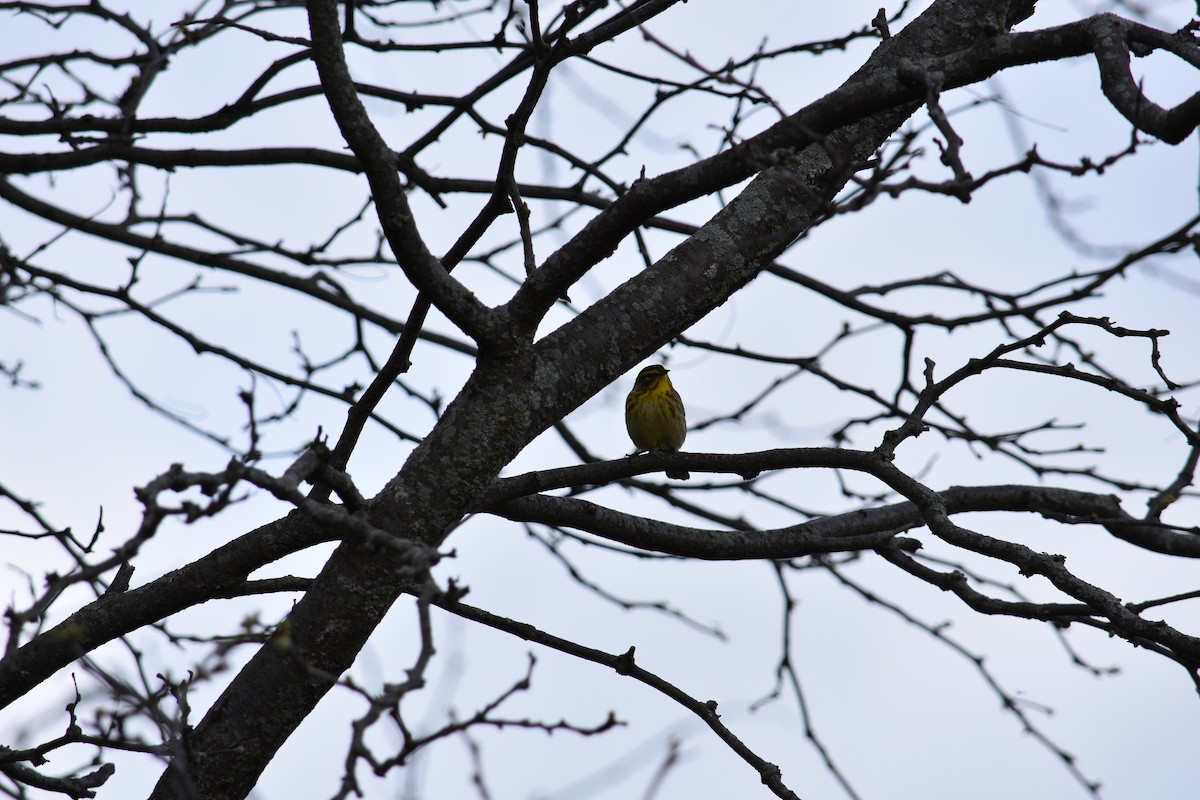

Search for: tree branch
xmin=305 ymin=0 xmax=498 ymax=344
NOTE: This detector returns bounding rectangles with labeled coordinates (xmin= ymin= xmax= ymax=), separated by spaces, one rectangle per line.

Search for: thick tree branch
xmin=486 ymin=475 xmax=1200 ymax=559
xmin=305 ymin=0 xmax=497 ymax=344
xmin=0 ymin=512 xmax=332 ymax=709
xmin=506 ymin=11 xmax=1200 ymax=320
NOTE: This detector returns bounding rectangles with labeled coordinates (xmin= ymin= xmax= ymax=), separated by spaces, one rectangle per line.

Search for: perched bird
xmin=625 ymin=364 xmax=689 ymax=480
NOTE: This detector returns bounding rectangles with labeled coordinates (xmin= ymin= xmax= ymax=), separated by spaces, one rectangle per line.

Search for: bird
xmin=625 ymin=364 xmax=689 ymax=480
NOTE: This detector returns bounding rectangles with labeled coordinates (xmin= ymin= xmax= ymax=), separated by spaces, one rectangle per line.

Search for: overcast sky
xmin=2 ymin=2 xmax=1199 ymax=799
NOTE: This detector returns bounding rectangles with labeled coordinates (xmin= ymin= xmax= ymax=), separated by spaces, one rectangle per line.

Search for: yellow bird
xmin=625 ymin=364 xmax=689 ymax=480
